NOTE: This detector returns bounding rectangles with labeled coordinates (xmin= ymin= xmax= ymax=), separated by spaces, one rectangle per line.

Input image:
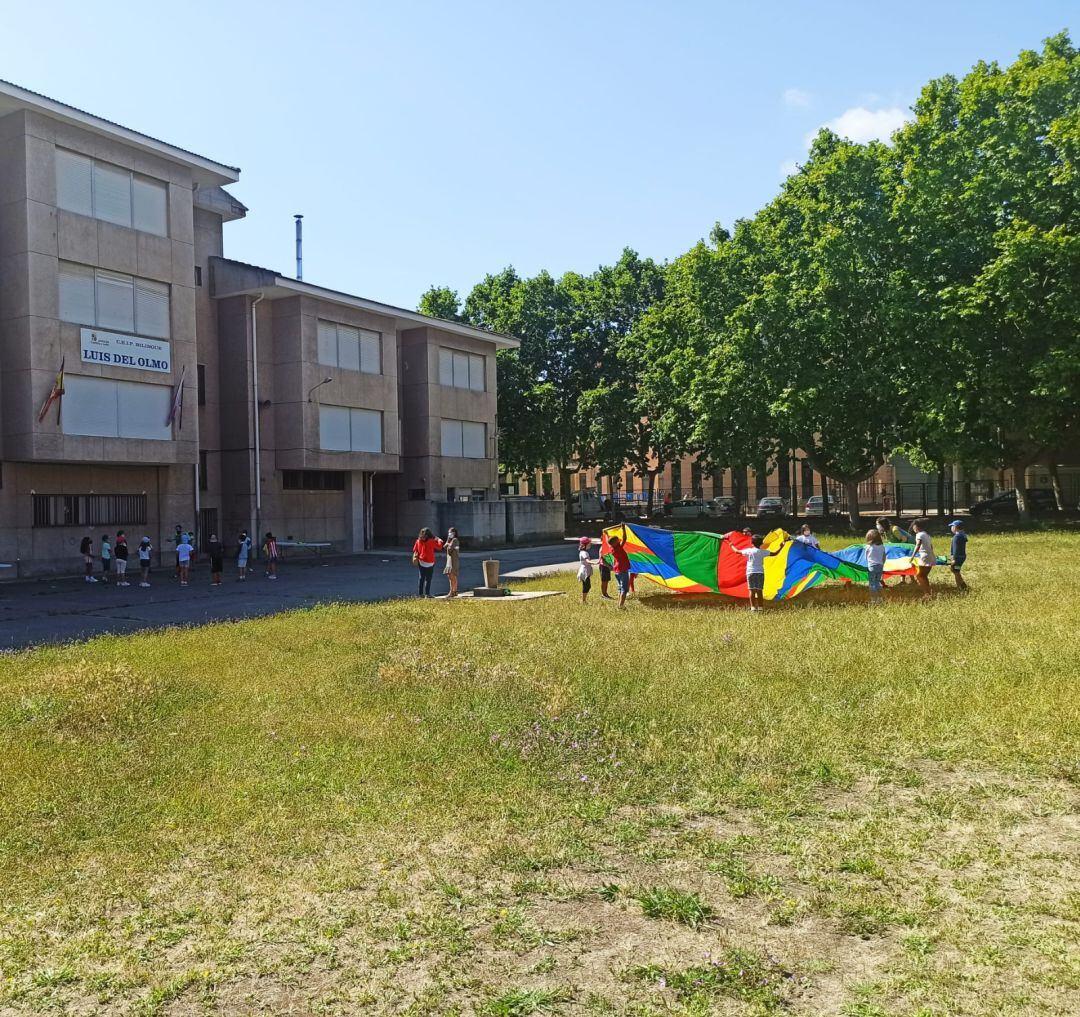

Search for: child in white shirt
xmin=176 ymin=538 xmax=194 ymax=586
xmin=723 ymin=533 xmax=788 ymax=612
xmin=910 ymin=519 xmax=935 ymax=600
xmin=864 ymin=529 xmax=886 ymax=599
xmin=576 ymin=536 xmax=596 ymax=604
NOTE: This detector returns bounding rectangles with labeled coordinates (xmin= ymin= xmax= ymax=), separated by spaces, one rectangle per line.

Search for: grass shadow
xmin=635 ymin=581 xmax=968 ymax=611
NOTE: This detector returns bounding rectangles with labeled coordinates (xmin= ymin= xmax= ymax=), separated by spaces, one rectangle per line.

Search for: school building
xmin=0 ymin=80 xmax=561 ymax=576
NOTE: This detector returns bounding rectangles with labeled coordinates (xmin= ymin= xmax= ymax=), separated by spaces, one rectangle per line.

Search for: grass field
xmin=1 ymin=531 xmax=1078 ymax=1016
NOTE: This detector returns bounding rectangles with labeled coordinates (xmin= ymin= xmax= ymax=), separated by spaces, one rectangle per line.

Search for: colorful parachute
xmin=599 ymin=523 xmax=936 ymax=601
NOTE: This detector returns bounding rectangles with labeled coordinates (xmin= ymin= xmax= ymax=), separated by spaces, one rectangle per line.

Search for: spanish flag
xmin=37 ymin=358 xmax=65 ymax=423
xmin=166 ymin=365 xmax=186 ymax=429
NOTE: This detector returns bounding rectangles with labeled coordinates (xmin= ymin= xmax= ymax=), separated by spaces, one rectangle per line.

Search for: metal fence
xmin=599 ymin=475 xmax=1078 ymax=519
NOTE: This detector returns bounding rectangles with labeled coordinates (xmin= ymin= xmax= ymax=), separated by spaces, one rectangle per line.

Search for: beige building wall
xmin=0 ymin=107 xmax=201 ymax=571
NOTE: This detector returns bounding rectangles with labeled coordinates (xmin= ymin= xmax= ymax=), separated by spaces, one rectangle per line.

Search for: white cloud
xmin=783 ymin=87 xmax=812 ymax=108
xmin=779 ymin=158 xmax=800 ymax=178
xmin=812 ymin=105 xmax=910 ymax=145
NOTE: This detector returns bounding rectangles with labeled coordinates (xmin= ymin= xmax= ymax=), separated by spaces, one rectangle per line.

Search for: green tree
xmin=690 ymin=134 xmax=909 ymax=528
xmin=892 ymin=33 xmax=1080 ymax=518
xmin=417 ymin=285 xmax=463 ymax=321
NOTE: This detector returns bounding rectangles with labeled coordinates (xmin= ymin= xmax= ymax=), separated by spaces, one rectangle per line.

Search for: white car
xmin=804 ymin=495 xmax=837 ymax=517
xmin=668 ymin=497 xmax=723 ymax=519
xmin=756 ymin=497 xmax=786 ymax=517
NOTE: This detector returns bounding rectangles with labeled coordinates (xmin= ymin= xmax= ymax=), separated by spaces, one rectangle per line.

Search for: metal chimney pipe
xmin=294 ymin=214 xmax=304 ymax=280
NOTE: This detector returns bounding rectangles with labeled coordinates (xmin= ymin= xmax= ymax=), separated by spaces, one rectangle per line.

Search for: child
xmin=598 ymin=556 xmax=613 ymax=599
xmin=176 ymin=533 xmax=194 ymax=586
xmin=877 ymin=516 xmax=913 ymax=585
xmin=138 ymin=537 xmax=153 ymax=587
xmin=208 ymin=533 xmax=224 ymax=586
xmin=577 ymin=536 xmax=595 ymax=604
xmin=723 ymin=533 xmax=788 ymax=612
xmin=114 ymin=531 xmax=130 ymax=586
xmin=909 ymin=518 xmax=935 ymax=600
xmin=263 ymin=532 xmax=279 ymax=579
xmin=100 ymin=534 xmax=112 ymax=584
xmin=607 ymin=534 xmax=633 ymax=609
xmin=237 ymin=530 xmax=251 ymax=580
xmin=80 ymin=534 xmax=97 ymax=583
xmin=173 ymin=524 xmax=184 ymax=579
xmin=864 ymin=528 xmax=886 ymax=600
xmin=948 ymin=520 xmax=969 ymax=591
xmin=793 ymin=523 xmax=820 ymax=549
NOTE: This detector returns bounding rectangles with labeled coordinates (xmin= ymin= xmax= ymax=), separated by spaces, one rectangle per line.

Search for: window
xmin=197 ymin=364 xmax=206 ymax=406
xmin=59 ymin=262 xmax=170 ymax=339
xmin=440 ymin=418 xmax=486 ymax=458
xmin=282 ymin=470 xmax=347 ymax=491
xmin=62 ymin=375 xmax=172 ymax=440
xmin=438 ymin=348 xmax=484 ymax=391
xmin=318 ymin=405 xmax=382 ymax=452
xmin=199 ymin=450 xmax=209 ymax=491
xmin=407 ymin=488 xmax=426 ymax=501
xmin=317 ymin=320 xmax=380 ymax=374
xmin=624 ymin=471 xmax=635 ymax=495
xmin=32 ymin=493 xmax=147 ymax=528
xmin=471 ymin=489 xmax=487 ymax=502
xmin=55 ymin=149 xmax=168 ymax=236
xmin=194 ymin=265 xmax=203 ymax=287
xmin=691 ymin=461 xmax=703 ymax=497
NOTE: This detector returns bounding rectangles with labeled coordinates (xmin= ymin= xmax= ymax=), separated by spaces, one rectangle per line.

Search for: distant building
xmin=0 ymin=81 xmax=558 ymax=574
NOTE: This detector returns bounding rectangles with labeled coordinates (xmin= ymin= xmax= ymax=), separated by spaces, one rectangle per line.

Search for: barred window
xmin=282 ymin=470 xmax=347 ymax=491
xmin=32 ymin=493 xmax=147 ymax=528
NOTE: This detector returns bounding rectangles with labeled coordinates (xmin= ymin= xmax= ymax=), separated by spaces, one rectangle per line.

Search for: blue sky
xmin=3 ymin=2 xmax=1075 ymax=308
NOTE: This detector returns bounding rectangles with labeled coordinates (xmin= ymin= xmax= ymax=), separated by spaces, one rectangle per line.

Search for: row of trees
xmin=420 ymin=35 xmax=1080 ymax=525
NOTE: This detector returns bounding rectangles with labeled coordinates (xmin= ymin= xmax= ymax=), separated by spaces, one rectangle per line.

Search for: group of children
xmin=576 ymin=516 xmax=970 ymax=611
xmin=79 ymin=527 xmax=283 ymax=587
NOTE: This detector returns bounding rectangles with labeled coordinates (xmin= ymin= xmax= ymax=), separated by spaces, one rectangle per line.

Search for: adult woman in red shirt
xmin=412 ymin=527 xmax=444 ymax=597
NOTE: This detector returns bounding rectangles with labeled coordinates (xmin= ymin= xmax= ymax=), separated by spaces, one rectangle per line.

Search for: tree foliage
xmin=418 ymin=35 xmax=1080 ymax=526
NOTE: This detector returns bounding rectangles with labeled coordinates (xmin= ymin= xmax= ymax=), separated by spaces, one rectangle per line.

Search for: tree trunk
xmin=1012 ymin=461 xmax=1031 ymax=522
xmin=559 ymin=465 xmax=573 ymax=527
xmin=1048 ymin=460 xmax=1065 ymax=511
xmin=844 ymin=479 xmax=861 ymax=530
xmin=936 ymin=463 xmax=946 ymax=518
xmin=819 ymin=469 xmax=830 ymax=518
xmin=646 ymin=468 xmax=659 ymax=519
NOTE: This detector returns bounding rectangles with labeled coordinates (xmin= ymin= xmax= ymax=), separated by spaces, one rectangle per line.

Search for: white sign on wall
xmin=79 ymin=328 xmax=171 ymax=374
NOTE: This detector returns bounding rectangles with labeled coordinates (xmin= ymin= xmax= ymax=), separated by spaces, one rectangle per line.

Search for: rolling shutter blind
xmin=441 ymin=419 xmax=463 ymax=458
xmin=337 ymin=324 xmax=361 ymax=371
xmin=317 ymin=321 xmax=338 ymax=366
xmin=319 ymin=405 xmax=351 ymax=450
xmin=92 ymin=162 xmax=132 ymax=227
xmin=350 ymin=408 xmax=382 ymax=452
xmin=96 ymin=271 xmax=135 ymax=332
xmin=132 ymin=175 xmax=167 ymax=236
xmin=452 ymin=352 xmax=469 ymax=388
xmin=359 ymin=329 xmax=380 ymax=374
xmin=135 ymin=279 xmax=170 ymax=338
xmin=56 ymin=149 xmax=93 ymax=216
xmin=439 ymin=349 xmax=454 ymax=386
xmin=462 ymin=421 xmax=486 ymax=458
xmin=58 ymin=263 xmax=96 ymax=325
xmin=469 ymin=354 xmax=484 ymax=391
xmin=63 ymin=376 xmax=119 ymax=437
xmin=117 ymin=380 xmax=171 ymax=439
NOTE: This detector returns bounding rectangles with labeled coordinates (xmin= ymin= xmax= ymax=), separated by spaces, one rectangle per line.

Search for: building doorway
xmin=199 ymin=507 xmax=218 ymax=552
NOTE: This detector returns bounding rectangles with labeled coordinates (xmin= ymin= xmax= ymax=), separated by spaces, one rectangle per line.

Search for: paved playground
xmin=0 ymin=545 xmax=574 ymax=651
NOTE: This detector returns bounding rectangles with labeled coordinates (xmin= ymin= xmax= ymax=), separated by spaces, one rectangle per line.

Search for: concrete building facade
xmin=0 ymin=81 xmax=534 ymax=575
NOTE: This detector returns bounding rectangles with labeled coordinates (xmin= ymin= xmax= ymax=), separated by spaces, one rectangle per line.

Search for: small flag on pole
xmin=37 ymin=357 xmax=65 ymax=423
xmin=167 ymin=365 xmax=186 ymax=429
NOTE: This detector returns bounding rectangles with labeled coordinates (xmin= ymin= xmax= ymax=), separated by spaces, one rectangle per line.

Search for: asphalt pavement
xmin=0 ymin=545 xmax=577 ymax=651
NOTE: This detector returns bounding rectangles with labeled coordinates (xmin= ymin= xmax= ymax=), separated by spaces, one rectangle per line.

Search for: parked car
xmin=711 ymin=496 xmax=738 ymax=515
xmin=668 ymin=497 xmax=725 ymax=519
xmin=969 ymin=488 xmax=1058 ymax=517
xmin=804 ymin=495 xmax=837 ymax=517
xmin=756 ymin=496 xmax=787 ymax=517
